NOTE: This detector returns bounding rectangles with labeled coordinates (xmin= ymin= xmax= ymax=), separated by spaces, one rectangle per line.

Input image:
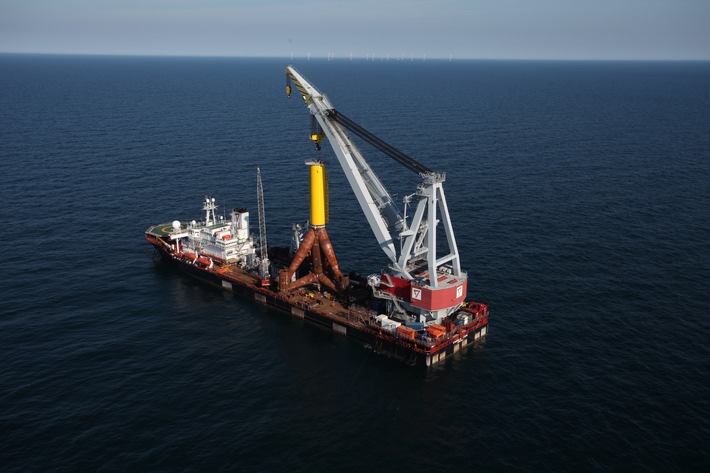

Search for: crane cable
xmin=325 ymin=109 xmax=433 ymax=175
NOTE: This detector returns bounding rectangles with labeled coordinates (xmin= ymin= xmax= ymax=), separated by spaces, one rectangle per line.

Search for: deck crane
xmin=256 ymin=167 xmax=270 ymax=286
xmin=285 ymin=66 xmax=467 ymax=324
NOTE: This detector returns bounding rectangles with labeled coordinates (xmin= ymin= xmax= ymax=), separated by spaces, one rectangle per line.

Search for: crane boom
xmin=286 ymin=66 xmax=402 ymax=263
xmin=285 ymin=65 xmax=466 ymax=323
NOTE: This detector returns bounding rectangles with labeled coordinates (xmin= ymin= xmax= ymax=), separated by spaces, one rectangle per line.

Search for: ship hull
xmin=149 ymin=237 xmax=488 ymax=367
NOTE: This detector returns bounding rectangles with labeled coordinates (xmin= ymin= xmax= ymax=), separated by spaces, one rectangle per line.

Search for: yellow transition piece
xmin=309 ymin=163 xmax=327 ymax=226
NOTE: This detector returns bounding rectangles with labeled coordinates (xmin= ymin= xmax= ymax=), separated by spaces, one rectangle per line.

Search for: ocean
xmin=1 ymin=55 xmax=708 ymax=472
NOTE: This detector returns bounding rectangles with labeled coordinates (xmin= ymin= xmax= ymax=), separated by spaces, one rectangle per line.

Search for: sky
xmin=1 ymin=0 xmax=709 ymax=60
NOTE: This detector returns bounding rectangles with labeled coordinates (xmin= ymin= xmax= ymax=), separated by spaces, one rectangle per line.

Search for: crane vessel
xmin=145 ymin=66 xmax=488 ymax=366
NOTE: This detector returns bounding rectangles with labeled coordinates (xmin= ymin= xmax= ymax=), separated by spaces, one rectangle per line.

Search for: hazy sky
xmin=1 ymin=0 xmax=708 ymax=60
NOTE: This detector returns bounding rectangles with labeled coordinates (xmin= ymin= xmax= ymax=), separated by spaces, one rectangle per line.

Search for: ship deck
xmin=146 ymin=223 xmax=178 ymax=239
xmin=218 ymin=262 xmax=364 ymax=323
xmin=146 ymin=230 xmax=489 ymax=366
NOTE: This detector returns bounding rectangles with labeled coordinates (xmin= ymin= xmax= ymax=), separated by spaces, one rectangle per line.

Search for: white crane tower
xmin=285 ymin=66 xmax=467 ymax=324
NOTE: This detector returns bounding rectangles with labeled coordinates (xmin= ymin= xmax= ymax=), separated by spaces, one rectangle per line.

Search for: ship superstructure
xmin=148 ymin=197 xmax=258 ymax=269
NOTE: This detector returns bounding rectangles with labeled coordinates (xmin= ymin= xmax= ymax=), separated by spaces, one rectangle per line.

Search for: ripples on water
xmin=1 ymin=56 xmax=708 ymax=472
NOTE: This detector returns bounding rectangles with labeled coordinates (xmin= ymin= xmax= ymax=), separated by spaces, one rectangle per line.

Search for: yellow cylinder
xmin=309 ymin=164 xmax=327 ymax=226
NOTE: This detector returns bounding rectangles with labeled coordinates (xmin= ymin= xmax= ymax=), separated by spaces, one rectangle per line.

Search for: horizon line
xmin=1 ymin=51 xmax=709 ymax=63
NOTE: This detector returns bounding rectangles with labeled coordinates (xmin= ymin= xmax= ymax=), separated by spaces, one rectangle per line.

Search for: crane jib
xmin=325 ymin=109 xmax=433 ymax=175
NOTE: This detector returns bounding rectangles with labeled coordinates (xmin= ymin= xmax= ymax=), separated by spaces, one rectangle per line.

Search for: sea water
xmin=1 ymin=55 xmax=708 ymax=472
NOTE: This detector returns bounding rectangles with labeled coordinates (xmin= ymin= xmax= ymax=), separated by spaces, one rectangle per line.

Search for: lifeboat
xmin=197 ymin=256 xmax=211 ymax=267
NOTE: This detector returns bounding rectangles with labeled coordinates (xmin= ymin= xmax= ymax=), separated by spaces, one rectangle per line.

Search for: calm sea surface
xmin=1 ymin=55 xmax=708 ymax=472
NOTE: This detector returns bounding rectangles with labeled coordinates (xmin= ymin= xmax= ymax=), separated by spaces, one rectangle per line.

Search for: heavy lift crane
xmin=285 ymin=66 xmax=467 ymax=324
